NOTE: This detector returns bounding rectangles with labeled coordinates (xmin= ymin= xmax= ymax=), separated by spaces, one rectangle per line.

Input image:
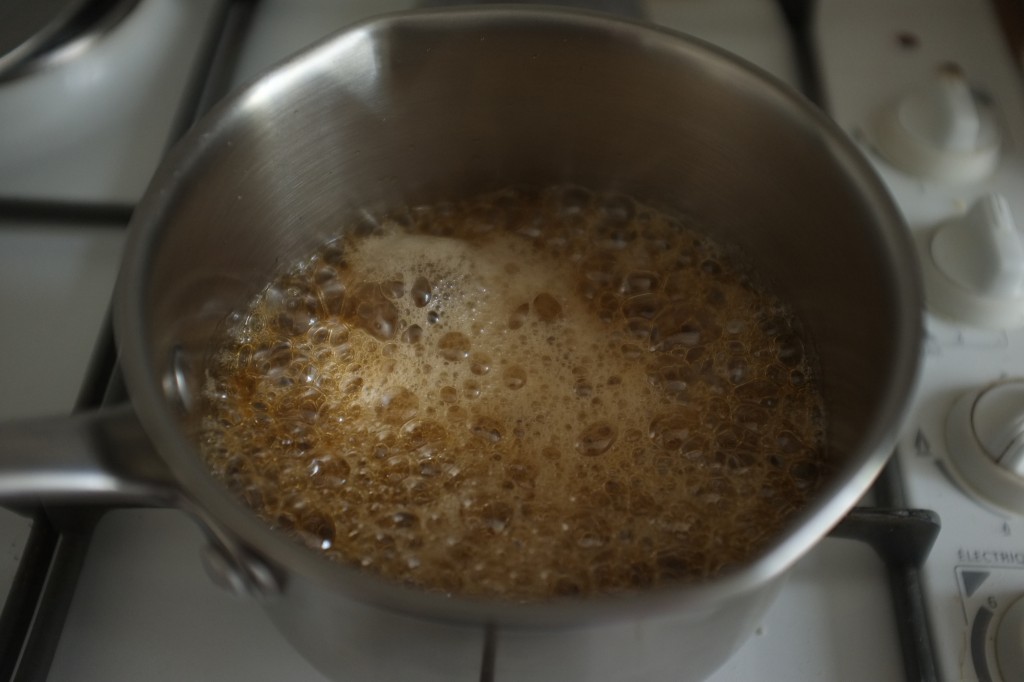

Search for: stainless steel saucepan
xmin=0 ymin=7 xmax=922 ymax=680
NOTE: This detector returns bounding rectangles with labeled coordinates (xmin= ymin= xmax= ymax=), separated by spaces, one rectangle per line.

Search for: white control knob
xmin=920 ymin=194 xmax=1024 ymax=328
xmin=997 ymin=595 xmax=1024 ymax=681
xmin=946 ymin=380 xmax=1024 ymax=514
xmin=874 ymin=66 xmax=999 ymax=182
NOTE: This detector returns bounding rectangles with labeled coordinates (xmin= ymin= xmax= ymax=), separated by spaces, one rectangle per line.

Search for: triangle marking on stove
xmin=961 ymin=570 xmax=991 ymax=598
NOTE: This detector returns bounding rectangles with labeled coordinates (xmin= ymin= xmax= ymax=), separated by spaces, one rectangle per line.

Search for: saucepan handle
xmin=0 ymin=404 xmax=179 ymax=508
xmin=0 ymin=407 xmax=284 ymax=595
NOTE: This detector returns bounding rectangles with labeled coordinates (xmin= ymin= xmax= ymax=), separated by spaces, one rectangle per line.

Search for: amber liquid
xmin=199 ymin=186 xmax=828 ymax=600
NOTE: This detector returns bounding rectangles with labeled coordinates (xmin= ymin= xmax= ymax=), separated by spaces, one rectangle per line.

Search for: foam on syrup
xmin=199 ymin=186 xmax=829 ymax=600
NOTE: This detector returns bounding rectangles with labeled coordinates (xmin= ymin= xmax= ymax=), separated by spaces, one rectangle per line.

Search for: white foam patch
xmin=342 ymin=227 xmax=641 ymax=461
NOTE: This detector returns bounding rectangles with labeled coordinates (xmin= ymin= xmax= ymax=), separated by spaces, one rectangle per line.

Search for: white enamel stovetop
xmin=7 ymin=1 xmax=1021 ymax=680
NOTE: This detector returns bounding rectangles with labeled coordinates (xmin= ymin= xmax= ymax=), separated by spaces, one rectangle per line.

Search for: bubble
xmin=594 ymin=292 xmax=620 ymax=324
xmin=446 ymin=404 xmax=467 ymax=422
xmin=661 ymin=269 xmax=692 ymax=300
xmin=577 ymin=279 xmax=601 ymax=302
xmin=655 ymin=550 xmax=692 ymax=581
xmin=705 ymin=287 xmax=725 ymax=305
xmin=328 ymin=324 xmax=350 ymax=346
xmin=502 ymin=365 xmax=527 ymax=390
xmin=627 ymin=562 xmax=656 ymax=588
xmin=725 ymin=318 xmax=746 ymax=335
xmin=648 ymin=412 xmax=699 ymax=451
xmin=468 ymin=203 xmax=508 ymax=235
xmin=700 ymin=259 xmax=722 ymax=275
xmin=620 ymin=343 xmax=643 ymax=360
xmin=505 ymin=460 xmax=538 ymax=488
xmin=597 ymin=194 xmax=636 ymax=227
xmin=581 ymin=253 xmax=618 ymax=288
xmin=309 ymin=326 xmax=331 ymax=345
xmin=723 ymin=449 xmax=758 ymax=471
xmin=462 ymin=380 xmax=481 ymax=399
xmin=276 ymin=301 xmax=317 ymax=336
xmin=557 ymin=185 xmax=592 ymax=216
xmin=309 ymin=455 xmax=351 ymax=486
xmin=649 ymin=364 xmax=691 ymax=401
xmin=341 ymin=375 xmax=363 ymax=394
xmin=411 ymin=276 xmax=432 ymax=307
xmin=377 ymin=387 xmax=419 ymax=425
xmin=576 ymin=422 xmax=617 ymax=457
xmin=383 ymin=453 xmax=413 ymax=483
xmin=314 ymin=265 xmax=339 ymax=283
xmin=400 ymin=419 xmax=446 ymax=449
xmin=382 ymin=279 xmax=405 ymax=299
xmin=437 ymin=332 xmax=471 ymax=361
xmin=542 ymin=445 xmax=561 ymax=460
xmin=602 ymin=232 xmax=638 ymax=255
xmin=297 ymin=512 xmax=336 ymax=551
xmin=736 ymin=379 xmax=780 ymax=408
xmin=254 ymin=341 xmax=291 ymax=371
xmin=726 ymin=358 xmax=749 ymax=384
xmin=776 ymin=333 xmax=804 ymax=367
xmin=734 ymin=401 xmax=769 ymax=430
xmin=789 ymin=461 xmax=820 ymax=489
xmin=626 ymin=318 xmax=654 ymax=340
xmin=775 ymin=429 xmax=806 ymax=454
xmin=386 ymin=511 xmax=420 ymax=529
xmin=508 ymin=303 xmax=529 ymax=330
xmin=622 ymin=271 xmax=660 ymax=295
xmin=354 ymin=296 xmax=399 ymax=342
xmin=479 ymin=501 xmax=513 ymax=533
xmin=622 ymin=293 xmax=663 ymax=320
xmin=532 ymin=293 xmax=563 ymax=322
xmin=427 ymin=310 xmax=441 ymax=325
xmin=470 ymin=416 xmax=503 ymax=443
xmin=469 ymin=353 xmax=492 ymax=376
xmin=553 ymin=577 xmax=584 ymax=596
xmin=651 ymin=307 xmax=701 ymax=350
xmin=401 ymin=324 xmax=423 ymax=344
xmin=320 ymin=243 xmax=346 ymax=267
xmin=571 ymin=515 xmax=609 ymax=548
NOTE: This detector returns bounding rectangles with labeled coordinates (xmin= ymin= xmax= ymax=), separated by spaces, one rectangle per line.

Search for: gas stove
xmin=1 ymin=1 xmax=1022 ymax=680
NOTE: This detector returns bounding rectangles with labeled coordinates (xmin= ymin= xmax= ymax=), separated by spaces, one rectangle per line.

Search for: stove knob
xmin=997 ymin=595 xmax=1024 ymax=681
xmin=946 ymin=380 xmax=1024 ymax=514
xmin=922 ymin=194 xmax=1024 ymax=328
xmin=874 ymin=65 xmax=999 ymax=182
